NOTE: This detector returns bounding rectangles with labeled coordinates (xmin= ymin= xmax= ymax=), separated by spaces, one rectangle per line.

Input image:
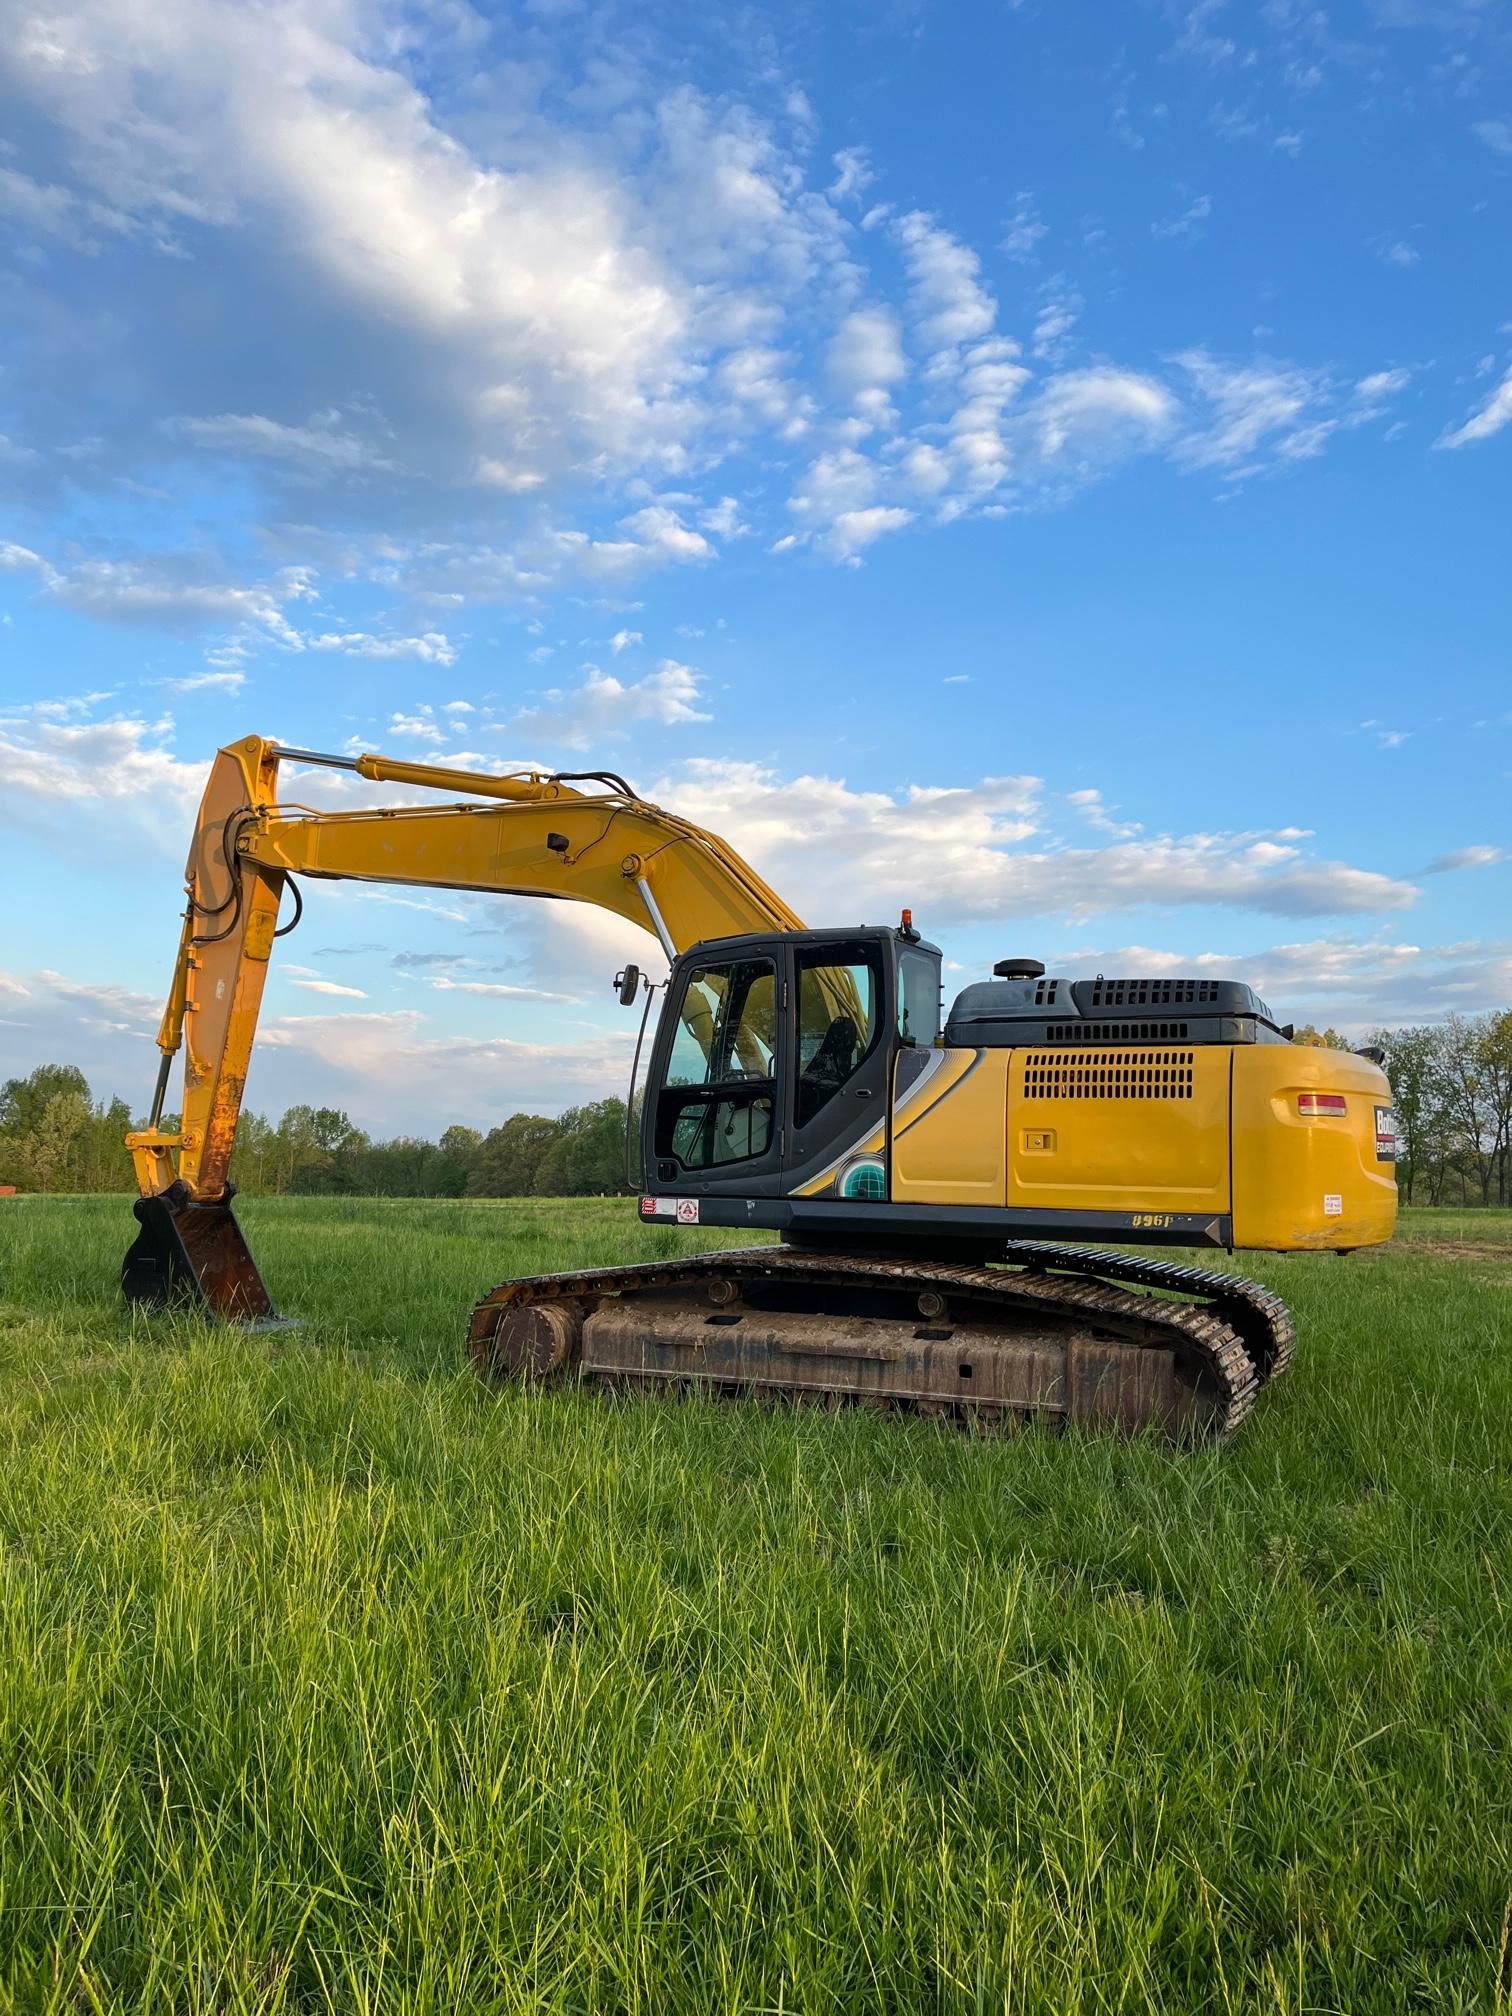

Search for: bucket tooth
xmin=122 ymin=1191 xmax=277 ymax=1322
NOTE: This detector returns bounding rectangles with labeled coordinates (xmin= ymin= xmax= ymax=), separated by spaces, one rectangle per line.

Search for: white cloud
xmin=1374 ymin=237 xmax=1420 ymax=270
xmin=0 ymin=0 xmax=1447 ymax=636
xmin=700 ymin=496 xmax=750 ymax=539
xmin=388 ymin=710 xmax=445 ymax=744
xmin=1 ymin=541 xmax=318 ymax=640
xmin=1171 ymin=350 xmax=1325 ymax=470
xmin=31 ymin=968 xmax=159 ymax=1028
xmin=1000 ymin=192 xmax=1048 ymax=264
xmin=259 ymin=1011 xmax=637 ymax=1123
xmin=1151 ymin=194 xmax=1213 ymax=240
xmin=1066 ymin=787 xmax=1142 ymax=839
xmin=609 ymin=629 xmax=643 ymax=654
xmin=0 ymin=708 xmax=203 ymax=823
xmin=289 ymin=978 xmax=367 ymax=999
xmin=1436 ymin=368 xmax=1512 ymax=449
xmin=1031 ymin=368 xmax=1175 ymax=463
xmin=308 ymin=630 xmax=457 ymax=664
xmin=0 ymin=163 xmax=136 ymax=250
xmin=1051 ymin=936 xmax=1512 ymax=1030
xmin=155 ymin=670 xmax=246 ymax=694
xmin=1031 ymin=290 xmax=1082 ymax=362
xmin=895 ymin=211 xmax=998 ymax=355
xmin=1424 ymin=845 xmax=1506 ymax=873
xmin=474 ymin=459 xmax=546 ymax=492
xmin=827 ymin=307 xmax=907 ymax=399
xmin=1473 ymin=119 xmax=1512 ymax=156
xmin=2 ymin=0 xmax=700 ymax=484
xmin=176 ymin=412 xmax=395 ymax=475
xmin=652 ymin=759 xmax=1415 ymax=923
xmin=828 ymin=147 xmax=874 ymax=203
xmin=510 ymin=660 xmax=711 ymax=747
xmin=1356 ymin=369 xmax=1410 ymax=402
xmin=430 ymin=977 xmax=580 ymax=1005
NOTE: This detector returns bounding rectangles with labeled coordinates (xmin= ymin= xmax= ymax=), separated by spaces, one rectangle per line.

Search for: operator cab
xmin=635 ymin=925 xmax=942 ymax=1200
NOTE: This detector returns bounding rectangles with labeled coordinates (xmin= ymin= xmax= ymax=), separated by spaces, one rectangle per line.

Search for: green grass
xmin=0 ymin=1198 xmax=1508 ymax=2015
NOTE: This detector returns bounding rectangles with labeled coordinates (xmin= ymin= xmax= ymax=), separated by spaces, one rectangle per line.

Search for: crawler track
xmin=469 ymin=1243 xmax=1291 ymax=1442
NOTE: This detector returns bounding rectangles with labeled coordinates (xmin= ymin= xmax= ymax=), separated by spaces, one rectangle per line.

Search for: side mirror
xmin=615 ymin=964 xmax=641 ymax=1007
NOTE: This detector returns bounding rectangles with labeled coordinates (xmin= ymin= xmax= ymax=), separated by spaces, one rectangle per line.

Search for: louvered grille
xmin=1033 ymin=979 xmax=1059 ymax=1005
xmin=1087 ymin=978 xmax=1220 ymax=1008
xmin=1023 ymin=1050 xmax=1196 ymax=1099
xmin=1046 ymin=1020 xmax=1190 ymax=1044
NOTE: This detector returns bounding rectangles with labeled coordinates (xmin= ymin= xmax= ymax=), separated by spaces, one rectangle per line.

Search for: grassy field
xmin=0 ymin=1197 xmax=1508 ymax=2015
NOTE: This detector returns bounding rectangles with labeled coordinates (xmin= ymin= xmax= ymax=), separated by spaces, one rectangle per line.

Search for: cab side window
xmin=794 ymin=950 xmax=880 ymax=1129
xmin=657 ymin=957 xmax=777 ymax=1169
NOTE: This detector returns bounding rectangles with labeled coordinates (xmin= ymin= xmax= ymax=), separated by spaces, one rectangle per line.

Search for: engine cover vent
xmin=1044 ymin=1020 xmax=1190 ymax=1044
xmin=1034 ymin=980 xmax=1059 ymax=1005
xmin=1085 ymin=978 xmax=1222 ymax=1008
xmin=1023 ymin=1050 xmax=1196 ymax=1100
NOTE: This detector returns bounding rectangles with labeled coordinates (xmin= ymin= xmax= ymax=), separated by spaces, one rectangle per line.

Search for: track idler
xmin=122 ymin=1183 xmax=277 ymax=1321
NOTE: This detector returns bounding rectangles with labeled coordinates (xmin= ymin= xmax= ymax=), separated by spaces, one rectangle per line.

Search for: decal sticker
xmin=1374 ymin=1105 xmax=1399 ymax=1163
xmin=837 ymin=1157 xmax=887 ymax=1201
xmin=1323 ymin=1193 xmax=1343 ymax=1217
xmin=676 ymin=1198 xmax=701 ymax=1224
xmin=640 ymin=1196 xmax=660 ymax=1216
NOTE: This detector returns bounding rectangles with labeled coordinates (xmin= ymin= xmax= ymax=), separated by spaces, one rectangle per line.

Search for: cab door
xmin=782 ymin=936 xmax=893 ymax=1199
xmin=647 ymin=947 xmax=786 ymax=1195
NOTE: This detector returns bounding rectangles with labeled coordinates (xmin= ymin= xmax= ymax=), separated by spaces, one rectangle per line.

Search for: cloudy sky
xmin=1 ymin=0 xmax=1509 ymax=1135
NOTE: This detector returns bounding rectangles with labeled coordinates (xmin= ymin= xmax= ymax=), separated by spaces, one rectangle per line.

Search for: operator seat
xmin=798 ymin=1015 xmax=859 ymax=1124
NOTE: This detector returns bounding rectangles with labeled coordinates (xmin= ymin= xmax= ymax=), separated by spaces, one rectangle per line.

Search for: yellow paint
xmin=1007 ymin=1046 xmax=1232 ymax=1216
xmin=890 ymin=1034 xmax=1396 ymax=1252
xmin=891 ymin=1050 xmax=1008 ymax=1201
xmin=1229 ymin=1045 xmax=1397 ymax=1249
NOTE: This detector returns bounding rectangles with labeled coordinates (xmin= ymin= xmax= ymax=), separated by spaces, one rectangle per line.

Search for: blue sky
xmin=1 ymin=0 xmax=1508 ymax=1135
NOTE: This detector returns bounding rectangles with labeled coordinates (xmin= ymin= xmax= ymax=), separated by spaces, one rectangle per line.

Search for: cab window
xmin=657 ymin=957 xmax=777 ymax=1171
xmin=794 ymin=947 xmax=881 ymax=1129
xmin=664 ymin=959 xmax=776 ymax=1086
xmin=898 ymin=949 xmax=941 ymax=1046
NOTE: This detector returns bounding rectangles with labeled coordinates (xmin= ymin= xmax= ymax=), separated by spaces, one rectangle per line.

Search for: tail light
xmin=1297 ymin=1093 xmax=1348 ymax=1117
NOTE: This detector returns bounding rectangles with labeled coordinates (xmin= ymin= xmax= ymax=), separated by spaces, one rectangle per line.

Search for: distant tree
xmin=1478 ymin=1010 xmax=1512 ymax=1206
xmin=1368 ymin=1024 xmax=1447 ymax=1205
xmin=233 ymin=1110 xmax=281 ymax=1195
xmin=0 ymin=1065 xmax=136 ymax=1193
xmin=29 ymin=1090 xmax=91 ymax=1192
xmin=1437 ymin=1015 xmax=1500 ymax=1205
xmin=534 ymin=1099 xmax=632 ymax=1196
xmin=0 ymin=1064 xmax=91 ymax=1136
xmin=468 ymin=1115 xmax=560 ymax=1197
xmin=436 ymin=1124 xmax=483 ymax=1197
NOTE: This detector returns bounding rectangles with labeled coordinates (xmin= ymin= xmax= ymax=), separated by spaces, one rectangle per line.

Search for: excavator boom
xmin=122 ymin=735 xmax=800 ymax=1316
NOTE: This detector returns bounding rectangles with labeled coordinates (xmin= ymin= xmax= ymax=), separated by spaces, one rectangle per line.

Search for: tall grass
xmin=0 ymin=1197 xmax=1508 ymax=2013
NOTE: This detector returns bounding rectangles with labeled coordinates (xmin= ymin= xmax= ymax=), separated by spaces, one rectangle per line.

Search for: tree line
xmin=2 ymin=1007 xmax=1509 ymax=1204
xmin=0 ymin=1065 xmax=633 ymax=1199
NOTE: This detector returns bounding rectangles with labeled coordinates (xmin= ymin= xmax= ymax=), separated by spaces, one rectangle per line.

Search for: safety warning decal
xmin=676 ymin=1198 xmax=701 ymax=1224
xmin=1323 ymin=1193 xmax=1343 ymax=1217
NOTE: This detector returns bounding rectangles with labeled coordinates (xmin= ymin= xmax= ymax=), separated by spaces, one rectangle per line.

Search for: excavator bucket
xmin=122 ymin=1191 xmax=277 ymax=1321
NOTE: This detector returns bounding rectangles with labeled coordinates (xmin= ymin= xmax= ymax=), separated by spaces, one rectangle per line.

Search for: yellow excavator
xmin=123 ymin=734 xmax=1399 ymax=1440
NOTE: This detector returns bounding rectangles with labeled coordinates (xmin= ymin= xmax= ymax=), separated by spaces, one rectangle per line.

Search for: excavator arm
xmin=123 ymin=734 xmax=802 ymax=1314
